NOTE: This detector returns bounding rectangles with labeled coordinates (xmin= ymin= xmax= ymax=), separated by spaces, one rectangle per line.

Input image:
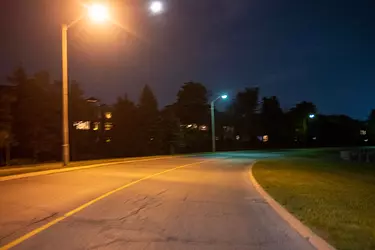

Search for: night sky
xmin=1 ymin=0 xmax=374 ymax=119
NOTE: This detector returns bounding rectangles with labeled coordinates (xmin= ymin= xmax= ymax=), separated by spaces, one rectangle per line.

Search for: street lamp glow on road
xmin=87 ymin=3 xmax=109 ymax=23
xmin=149 ymin=1 xmax=164 ymax=14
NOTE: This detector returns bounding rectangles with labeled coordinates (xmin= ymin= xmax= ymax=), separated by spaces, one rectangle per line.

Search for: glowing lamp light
xmin=149 ymin=1 xmax=163 ymax=14
xmin=88 ymin=3 xmax=109 ymax=23
xmin=309 ymin=114 xmax=315 ymax=119
xmin=221 ymin=94 xmax=228 ymax=99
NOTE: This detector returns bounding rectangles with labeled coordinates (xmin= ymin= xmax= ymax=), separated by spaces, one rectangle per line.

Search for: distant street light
xmin=211 ymin=94 xmax=228 ymax=152
xmin=309 ymin=114 xmax=315 ymax=119
xmin=149 ymin=1 xmax=164 ymax=14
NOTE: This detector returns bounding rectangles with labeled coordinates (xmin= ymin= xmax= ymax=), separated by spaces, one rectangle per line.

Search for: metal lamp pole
xmin=62 ymin=24 xmax=69 ymax=166
xmin=61 ymin=19 xmax=81 ymax=166
xmin=211 ymin=100 xmax=216 ymax=153
xmin=210 ymin=95 xmax=228 ymax=153
xmin=61 ymin=15 xmax=86 ymax=166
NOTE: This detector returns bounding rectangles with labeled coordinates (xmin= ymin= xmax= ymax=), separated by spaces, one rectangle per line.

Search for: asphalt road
xmin=0 ymin=153 xmax=315 ymax=250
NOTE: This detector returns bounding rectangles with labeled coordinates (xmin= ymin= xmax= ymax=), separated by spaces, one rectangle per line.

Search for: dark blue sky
xmin=1 ymin=0 xmax=374 ymax=119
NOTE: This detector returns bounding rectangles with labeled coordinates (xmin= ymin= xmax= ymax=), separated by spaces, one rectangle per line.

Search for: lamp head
xmin=149 ymin=1 xmax=164 ymax=14
xmin=87 ymin=3 xmax=109 ymax=23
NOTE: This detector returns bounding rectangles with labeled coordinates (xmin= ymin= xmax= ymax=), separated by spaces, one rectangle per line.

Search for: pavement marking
xmin=0 ymin=159 xmax=210 ymax=250
xmin=0 ymin=156 xmax=176 ymax=182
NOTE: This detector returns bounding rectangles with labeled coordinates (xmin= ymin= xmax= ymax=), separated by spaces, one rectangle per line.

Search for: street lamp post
xmin=61 ymin=3 xmax=109 ymax=166
xmin=62 ymin=24 xmax=69 ymax=166
xmin=210 ymin=95 xmax=228 ymax=152
xmin=60 ymin=2 xmax=164 ymax=166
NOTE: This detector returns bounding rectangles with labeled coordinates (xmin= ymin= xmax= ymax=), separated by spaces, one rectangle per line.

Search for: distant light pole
xmin=210 ymin=95 xmax=228 ymax=152
xmin=61 ymin=3 xmax=109 ymax=166
xmin=302 ymin=113 xmax=316 ymax=144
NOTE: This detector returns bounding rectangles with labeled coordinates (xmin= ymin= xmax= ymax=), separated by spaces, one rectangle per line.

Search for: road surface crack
xmin=155 ymin=189 xmax=168 ymax=196
xmin=119 ymin=204 xmax=149 ymax=221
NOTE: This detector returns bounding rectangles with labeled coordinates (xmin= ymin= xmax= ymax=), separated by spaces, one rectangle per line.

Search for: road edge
xmin=249 ymin=162 xmax=336 ymax=250
xmin=0 ymin=156 xmax=175 ymax=182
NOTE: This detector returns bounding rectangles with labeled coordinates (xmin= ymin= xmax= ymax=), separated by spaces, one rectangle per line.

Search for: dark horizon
xmin=1 ymin=0 xmax=374 ymax=119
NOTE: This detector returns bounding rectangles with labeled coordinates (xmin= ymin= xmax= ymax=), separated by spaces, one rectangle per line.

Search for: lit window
xmin=360 ymin=130 xmax=367 ymax=136
xmin=199 ymin=125 xmax=208 ymax=131
xmin=73 ymin=121 xmax=90 ymax=130
xmin=93 ymin=122 xmax=100 ymax=131
xmin=263 ymin=135 xmax=269 ymax=142
xmin=104 ymin=122 xmax=113 ymax=131
xmin=105 ymin=112 xmax=112 ymax=119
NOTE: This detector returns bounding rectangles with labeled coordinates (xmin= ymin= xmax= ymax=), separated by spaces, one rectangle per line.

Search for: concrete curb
xmin=0 ymin=156 xmax=174 ymax=182
xmin=249 ymin=163 xmax=336 ymax=250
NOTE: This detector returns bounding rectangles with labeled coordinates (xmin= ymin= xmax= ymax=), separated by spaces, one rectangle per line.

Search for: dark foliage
xmin=0 ymin=67 xmax=369 ymax=164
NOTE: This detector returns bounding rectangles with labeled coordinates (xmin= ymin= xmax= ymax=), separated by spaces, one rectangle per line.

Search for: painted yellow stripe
xmin=0 ymin=160 xmax=210 ymax=250
xmin=0 ymin=156 xmax=176 ymax=182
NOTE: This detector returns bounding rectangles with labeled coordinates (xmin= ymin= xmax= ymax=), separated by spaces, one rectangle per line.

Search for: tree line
xmin=0 ymin=67 xmax=372 ymax=165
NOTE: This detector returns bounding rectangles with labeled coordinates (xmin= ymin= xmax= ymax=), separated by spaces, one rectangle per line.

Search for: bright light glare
xmin=221 ymin=95 xmax=228 ymax=99
xmin=309 ymin=114 xmax=315 ymax=119
xmin=88 ymin=3 xmax=109 ymax=22
xmin=150 ymin=1 xmax=163 ymax=14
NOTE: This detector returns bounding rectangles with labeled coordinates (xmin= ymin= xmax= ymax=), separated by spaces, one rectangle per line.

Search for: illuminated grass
xmin=253 ymin=157 xmax=375 ymax=250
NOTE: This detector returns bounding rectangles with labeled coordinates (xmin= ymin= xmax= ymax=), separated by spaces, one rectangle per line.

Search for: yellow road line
xmin=0 ymin=160 xmax=210 ymax=250
xmin=0 ymin=156 xmax=176 ymax=182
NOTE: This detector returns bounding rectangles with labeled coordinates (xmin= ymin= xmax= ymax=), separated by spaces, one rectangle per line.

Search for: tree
xmin=174 ymin=82 xmax=210 ymax=152
xmin=317 ymin=115 xmax=362 ymax=146
xmin=0 ymin=86 xmax=15 ymax=165
xmin=287 ymin=101 xmax=317 ymax=144
xmin=8 ymin=68 xmax=60 ymax=161
xmin=260 ymin=96 xmax=284 ymax=146
xmin=159 ymin=105 xmax=182 ymax=154
xmin=111 ymin=94 xmax=138 ymax=156
xmin=229 ymin=87 xmax=259 ymax=143
xmin=137 ymin=85 xmax=161 ymax=155
xmin=367 ymin=110 xmax=375 ymax=143
xmin=175 ymin=82 xmax=209 ymax=125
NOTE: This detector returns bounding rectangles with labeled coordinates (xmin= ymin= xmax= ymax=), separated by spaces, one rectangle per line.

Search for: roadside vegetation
xmin=253 ymin=150 xmax=375 ymax=250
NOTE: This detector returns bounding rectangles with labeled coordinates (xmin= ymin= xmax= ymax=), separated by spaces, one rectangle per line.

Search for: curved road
xmin=0 ymin=153 xmax=314 ymax=250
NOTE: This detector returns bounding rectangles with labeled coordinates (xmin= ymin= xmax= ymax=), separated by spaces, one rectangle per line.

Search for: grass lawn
xmin=253 ymin=153 xmax=375 ymax=250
